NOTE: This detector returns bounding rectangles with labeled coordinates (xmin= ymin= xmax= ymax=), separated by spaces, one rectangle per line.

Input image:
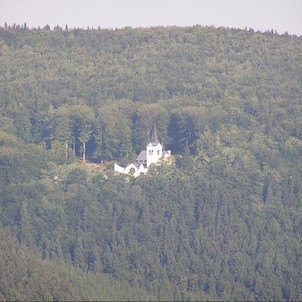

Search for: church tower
xmin=114 ymin=124 xmax=171 ymax=177
xmin=146 ymin=124 xmax=163 ymax=167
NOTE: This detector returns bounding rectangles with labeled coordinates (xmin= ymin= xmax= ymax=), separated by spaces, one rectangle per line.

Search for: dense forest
xmin=0 ymin=24 xmax=302 ymax=301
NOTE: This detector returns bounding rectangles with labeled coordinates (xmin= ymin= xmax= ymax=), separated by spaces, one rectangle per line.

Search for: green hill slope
xmin=0 ymin=228 xmax=156 ymax=301
xmin=0 ymin=25 xmax=302 ymax=301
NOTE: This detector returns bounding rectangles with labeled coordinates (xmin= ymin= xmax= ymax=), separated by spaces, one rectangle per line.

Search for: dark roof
xmin=136 ymin=150 xmax=147 ymax=162
xmin=150 ymin=124 xmax=159 ymax=144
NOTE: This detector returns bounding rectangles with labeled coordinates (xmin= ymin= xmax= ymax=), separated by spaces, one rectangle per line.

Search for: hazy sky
xmin=1 ymin=0 xmax=302 ymax=35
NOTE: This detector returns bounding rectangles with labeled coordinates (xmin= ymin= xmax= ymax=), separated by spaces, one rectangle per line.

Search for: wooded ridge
xmin=0 ymin=25 xmax=301 ymax=301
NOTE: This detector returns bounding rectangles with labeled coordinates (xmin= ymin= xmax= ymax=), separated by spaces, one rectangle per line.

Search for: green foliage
xmin=96 ymin=101 xmax=134 ymax=161
xmin=0 ymin=228 xmax=156 ymax=301
xmin=0 ymin=25 xmax=302 ymax=301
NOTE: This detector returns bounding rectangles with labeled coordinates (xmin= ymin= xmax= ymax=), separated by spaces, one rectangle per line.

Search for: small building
xmin=114 ymin=125 xmax=171 ymax=177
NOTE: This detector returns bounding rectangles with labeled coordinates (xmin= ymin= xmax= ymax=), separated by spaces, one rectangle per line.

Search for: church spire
xmin=150 ymin=124 xmax=159 ymax=144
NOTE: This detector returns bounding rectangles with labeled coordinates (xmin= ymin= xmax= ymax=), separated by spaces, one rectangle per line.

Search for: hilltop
xmin=0 ymin=25 xmax=302 ymax=301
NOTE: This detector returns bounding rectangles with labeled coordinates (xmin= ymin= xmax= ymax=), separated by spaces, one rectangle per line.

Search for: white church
xmin=114 ymin=125 xmax=171 ymax=177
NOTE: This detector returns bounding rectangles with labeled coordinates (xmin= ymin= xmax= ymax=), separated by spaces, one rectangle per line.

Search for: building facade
xmin=114 ymin=125 xmax=171 ymax=177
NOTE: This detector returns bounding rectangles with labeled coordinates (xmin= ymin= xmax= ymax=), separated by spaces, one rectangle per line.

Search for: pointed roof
xmin=136 ymin=150 xmax=147 ymax=163
xmin=150 ymin=124 xmax=159 ymax=144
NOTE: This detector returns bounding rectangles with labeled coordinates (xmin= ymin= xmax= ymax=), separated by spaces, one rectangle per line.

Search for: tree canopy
xmin=0 ymin=24 xmax=302 ymax=301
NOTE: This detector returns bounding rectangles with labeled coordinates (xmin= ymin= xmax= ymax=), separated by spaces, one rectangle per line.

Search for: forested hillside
xmin=0 ymin=25 xmax=302 ymax=301
xmin=0 ymin=228 xmax=155 ymax=301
